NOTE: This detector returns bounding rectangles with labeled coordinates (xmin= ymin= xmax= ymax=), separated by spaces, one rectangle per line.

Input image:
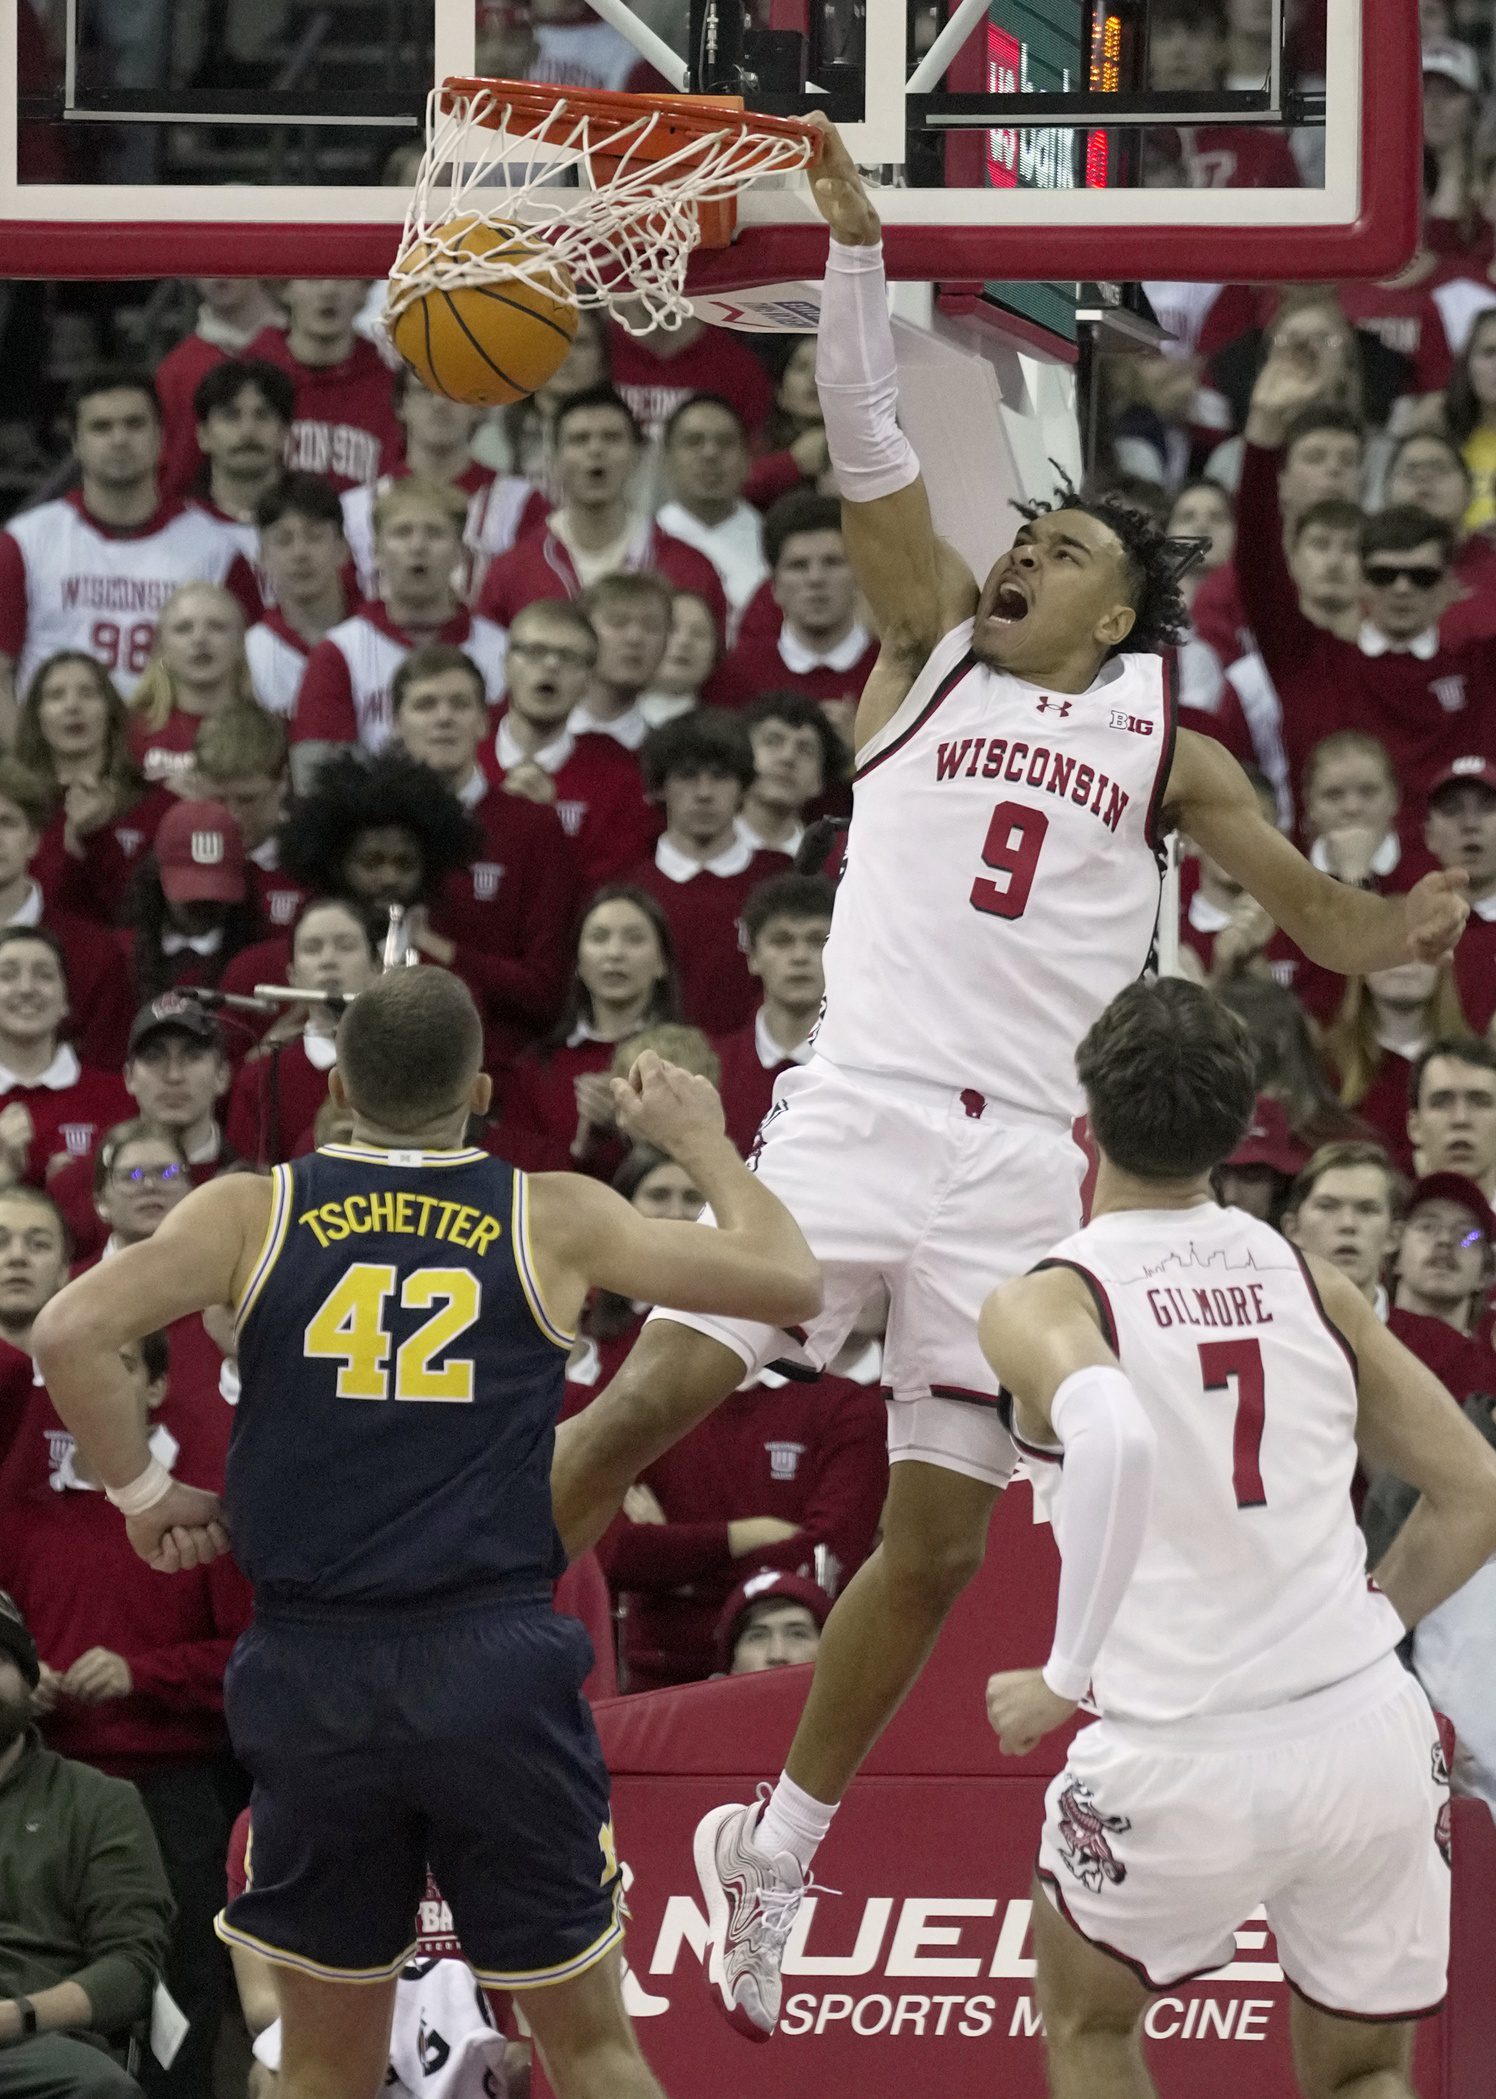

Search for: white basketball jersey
xmin=1030 ymin=1202 xmax=1404 ymax=1724
xmin=4 ymin=494 xmax=249 ymax=697
xmin=322 ymin=607 xmax=508 ymax=752
xmin=814 ymin=622 xmax=1174 ymax=1123
xmin=245 ymin=613 xmax=308 ymax=718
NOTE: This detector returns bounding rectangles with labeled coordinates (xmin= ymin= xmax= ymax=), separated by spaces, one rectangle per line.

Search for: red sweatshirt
xmin=0 ymin=1470 xmax=252 ymax=1774
xmin=224 ymin=1035 xmax=333 ymax=1168
xmin=1237 ymin=439 xmax=1496 ymax=820
xmin=1451 ymin=900 xmax=1496 ymax=1032
xmin=1387 ymin=1306 xmax=1496 ymax=1402
xmin=595 ymin=1370 xmax=887 ymax=1689
xmin=31 ymin=790 xmax=171 ymax=925
xmin=2 ymin=1056 xmax=133 ymax=1185
xmin=482 ymin=713 xmax=657 ymax=890
xmin=623 ymin=839 xmax=789 ymax=1034
xmin=154 ymin=331 xmax=231 ymax=501
xmin=712 ymin=1017 xmax=808 ymax=1155
xmin=476 ymin=520 xmax=727 ymax=640
xmin=243 ymin=326 xmax=401 ymax=494
xmin=44 ymin=908 xmax=136 ymax=1071
xmin=431 ymin=779 xmax=581 ymax=1069
xmin=606 ymin=322 xmax=775 ymax=443
xmin=720 ymin=622 xmax=880 ymax=714
xmin=493 ymin=1037 xmax=623 ymax=1179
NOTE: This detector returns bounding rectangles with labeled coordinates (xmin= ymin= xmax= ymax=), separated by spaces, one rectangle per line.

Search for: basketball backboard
xmin=0 ymin=0 xmax=1417 ymax=289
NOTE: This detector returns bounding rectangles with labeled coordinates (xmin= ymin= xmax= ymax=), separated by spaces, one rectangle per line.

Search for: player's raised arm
xmin=977 ymin=1264 xmax=1158 ymax=1756
xmin=31 ymin=1172 xmax=274 ymax=1570
xmin=1169 ymin=726 xmax=1470 ymax=973
xmin=808 ymin=117 xmax=978 ymax=746
xmin=528 ymin=1051 xmax=821 ymax=1330
xmin=1308 ymin=1255 xmax=1496 ymax=1627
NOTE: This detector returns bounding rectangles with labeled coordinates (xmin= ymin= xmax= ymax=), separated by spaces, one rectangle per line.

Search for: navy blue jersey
xmin=231 ymin=1144 xmax=573 ymax=1608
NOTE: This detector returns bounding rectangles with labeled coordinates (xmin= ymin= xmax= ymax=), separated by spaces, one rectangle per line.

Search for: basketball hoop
xmin=391 ymin=78 xmax=822 ymax=335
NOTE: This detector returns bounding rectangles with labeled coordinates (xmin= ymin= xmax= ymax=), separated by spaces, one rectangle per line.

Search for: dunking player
xmin=31 ymin=969 xmax=819 ymax=2099
xmin=980 ymin=977 xmax=1496 ymax=2099
xmin=548 ymin=116 xmax=1471 ymax=2043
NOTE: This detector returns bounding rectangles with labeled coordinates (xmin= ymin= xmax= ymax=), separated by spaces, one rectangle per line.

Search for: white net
xmin=390 ymin=83 xmax=818 ymax=334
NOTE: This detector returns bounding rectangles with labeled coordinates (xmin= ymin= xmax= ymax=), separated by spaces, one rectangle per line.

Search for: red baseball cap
xmin=713 ymin=1570 xmax=832 ymax=1673
xmin=1224 ymin=1096 xmax=1306 ymax=1180
xmin=155 ymin=799 xmax=247 ymax=905
xmin=1427 ymin=755 xmax=1496 ymax=803
xmin=1406 ymin=1172 xmax=1496 ymax=1246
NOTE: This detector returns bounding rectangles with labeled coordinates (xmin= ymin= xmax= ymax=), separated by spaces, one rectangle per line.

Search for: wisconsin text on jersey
xmin=934 ymin=735 xmax=1133 ymax=835
xmin=296 ymin=1191 xmax=504 ymax=1253
xmin=61 ymin=575 xmax=177 ymax=611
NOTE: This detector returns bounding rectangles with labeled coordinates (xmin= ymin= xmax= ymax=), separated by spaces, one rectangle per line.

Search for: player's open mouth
xmin=992 ymin=583 xmax=1028 ymax=624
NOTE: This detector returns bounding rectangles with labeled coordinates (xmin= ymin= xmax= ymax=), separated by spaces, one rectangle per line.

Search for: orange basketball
xmin=388 ymin=215 xmax=579 ymax=407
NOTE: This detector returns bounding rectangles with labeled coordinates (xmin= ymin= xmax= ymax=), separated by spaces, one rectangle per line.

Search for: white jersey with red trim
xmin=1 ymin=492 xmax=253 ymax=697
xmin=1029 ymin=1201 xmax=1404 ymax=1724
xmin=245 ymin=611 xmax=309 ymax=717
xmin=813 ymin=620 xmax=1175 ymax=1122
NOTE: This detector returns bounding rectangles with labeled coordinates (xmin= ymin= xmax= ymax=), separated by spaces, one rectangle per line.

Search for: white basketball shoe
xmin=693 ymin=1794 xmax=812 ymax=2042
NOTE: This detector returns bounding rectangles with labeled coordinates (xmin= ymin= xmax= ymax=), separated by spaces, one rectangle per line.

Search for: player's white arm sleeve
xmin=1043 ymin=1366 xmax=1158 ymax=1703
xmin=815 ymin=241 xmax=921 ymax=504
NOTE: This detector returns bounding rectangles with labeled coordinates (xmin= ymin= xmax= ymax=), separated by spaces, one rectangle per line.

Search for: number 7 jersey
xmin=231 ymin=1143 xmax=574 ymax=1608
xmin=1028 ymin=1202 xmax=1405 ymax=1724
xmin=813 ymin=621 xmax=1175 ymax=1123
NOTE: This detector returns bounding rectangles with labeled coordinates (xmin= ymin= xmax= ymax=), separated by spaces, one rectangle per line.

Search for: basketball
xmin=387 ymin=214 xmax=579 ymax=407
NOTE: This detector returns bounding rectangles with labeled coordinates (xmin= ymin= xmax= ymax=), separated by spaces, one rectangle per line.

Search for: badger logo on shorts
xmin=1432 ymin=1741 xmax=1453 ymax=1867
xmin=1057 ymin=1781 xmax=1132 ymax=1892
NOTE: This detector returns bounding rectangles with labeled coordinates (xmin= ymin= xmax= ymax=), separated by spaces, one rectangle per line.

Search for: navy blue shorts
xmin=215 ymin=1588 xmax=623 ymax=1989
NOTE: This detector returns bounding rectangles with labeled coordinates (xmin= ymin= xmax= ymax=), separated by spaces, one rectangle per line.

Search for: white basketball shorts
xmin=648 ymin=1056 xmax=1087 ymax=1488
xmin=1036 ymin=1653 xmax=1452 ymax=2021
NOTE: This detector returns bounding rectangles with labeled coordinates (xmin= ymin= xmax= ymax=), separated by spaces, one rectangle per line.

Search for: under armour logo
xmin=1036 ymin=697 xmax=1072 ymax=716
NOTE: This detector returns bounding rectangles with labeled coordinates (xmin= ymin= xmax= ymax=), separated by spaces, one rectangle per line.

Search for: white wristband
xmin=105 ymin=1457 xmax=173 ymax=1518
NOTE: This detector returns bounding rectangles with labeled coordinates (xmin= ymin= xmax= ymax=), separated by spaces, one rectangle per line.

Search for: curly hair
xmin=277 ymin=750 xmax=481 ymax=902
xmin=1011 ymin=483 xmax=1201 ymax=656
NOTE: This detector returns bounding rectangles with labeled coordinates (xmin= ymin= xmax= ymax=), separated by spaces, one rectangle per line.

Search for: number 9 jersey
xmin=231 ymin=1143 xmax=573 ymax=1609
xmin=812 ymin=620 xmax=1176 ymax=1125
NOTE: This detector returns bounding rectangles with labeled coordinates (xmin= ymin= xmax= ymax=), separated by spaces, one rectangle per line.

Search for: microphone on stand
xmin=382 ymin=903 xmax=420 ymax=971
xmin=253 ymin=985 xmax=357 ymax=1015
xmin=178 ymin=986 xmax=278 ymax=1017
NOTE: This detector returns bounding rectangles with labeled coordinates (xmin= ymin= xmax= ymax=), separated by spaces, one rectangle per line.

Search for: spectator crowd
xmin=5 ymin=14 xmax=1496 ymax=2092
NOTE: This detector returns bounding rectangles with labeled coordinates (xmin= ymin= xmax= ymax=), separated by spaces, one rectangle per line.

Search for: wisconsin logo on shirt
xmin=471 ymin=861 xmax=505 ymax=903
xmin=1431 ymin=675 xmax=1467 ymax=714
xmin=765 ymin=1439 xmax=805 ymax=1482
xmin=267 ymin=888 xmax=300 ymax=927
xmin=59 ymin=1122 xmax=96 ymax=1155
xmin=556 ymin=801 xmax=586 ymax=839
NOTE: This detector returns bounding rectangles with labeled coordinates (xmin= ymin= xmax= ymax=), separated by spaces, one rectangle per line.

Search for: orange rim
xmin=439 ymin=76 xmax=823 ymax=166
